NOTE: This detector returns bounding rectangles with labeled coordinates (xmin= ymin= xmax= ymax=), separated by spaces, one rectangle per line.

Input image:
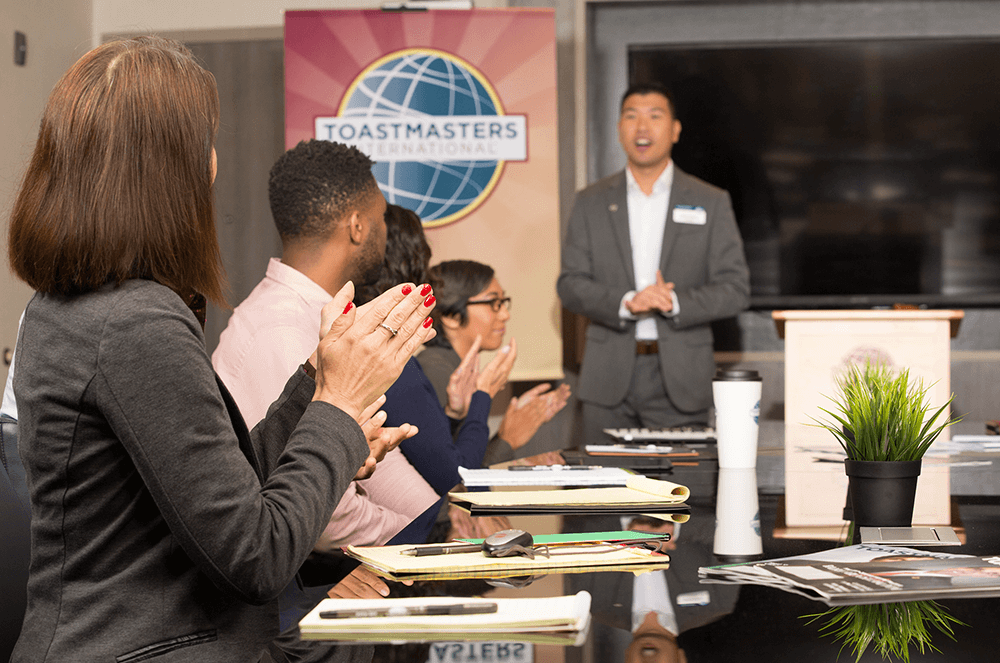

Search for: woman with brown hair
xmin=7 ymin=36 xmax=434 ymax=663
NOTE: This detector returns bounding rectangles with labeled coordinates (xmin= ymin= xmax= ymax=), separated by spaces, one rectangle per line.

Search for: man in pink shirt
xmin=213 ymin=141 xmax=439 ymax=594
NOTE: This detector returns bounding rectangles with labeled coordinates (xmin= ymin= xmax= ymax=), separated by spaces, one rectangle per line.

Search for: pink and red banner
xmin=285 ymin=9 xmax=562 ymax=380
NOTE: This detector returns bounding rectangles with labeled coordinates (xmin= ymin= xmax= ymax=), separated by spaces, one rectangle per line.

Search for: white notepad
xmin=458 ymin=465 xmax=634 ymax=487
xmin=298 ymin=592 xmax=592 ymax=639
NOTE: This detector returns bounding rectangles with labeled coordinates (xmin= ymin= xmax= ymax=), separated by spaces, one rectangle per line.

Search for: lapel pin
xmin=608 ymin=203 xmax=619 ymax=213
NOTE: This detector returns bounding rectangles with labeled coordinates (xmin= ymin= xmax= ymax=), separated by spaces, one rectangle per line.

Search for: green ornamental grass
xmin=813 ymin=362 xmax=957 ymax=461
xmin=805 ymin=601 xmax=966 ymax=663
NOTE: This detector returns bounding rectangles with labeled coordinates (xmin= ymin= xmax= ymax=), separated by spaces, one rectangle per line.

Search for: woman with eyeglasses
xmin=418 ymin=261 xmax=571 ymax=466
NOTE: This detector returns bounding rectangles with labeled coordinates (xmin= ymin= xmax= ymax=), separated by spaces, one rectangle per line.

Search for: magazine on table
xmin=699 ymin=544 xmax=1000 ymax=606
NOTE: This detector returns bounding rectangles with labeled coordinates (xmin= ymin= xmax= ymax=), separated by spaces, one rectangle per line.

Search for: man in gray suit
xmin=558 ymin=83 xmax=750 ymax=445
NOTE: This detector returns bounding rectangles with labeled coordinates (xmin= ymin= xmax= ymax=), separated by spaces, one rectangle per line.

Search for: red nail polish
xmin=342 ymin=302 xmax=353 ymax=315
xmin=423 ymin=317 xmax=433 ymax=329
xmin=420 ymin=283 xmax=432 ymax=296
xmin=401 ymin=285 xmax=413 ymax=295
xmin=424 ymin=294 xmax=436 ymax=308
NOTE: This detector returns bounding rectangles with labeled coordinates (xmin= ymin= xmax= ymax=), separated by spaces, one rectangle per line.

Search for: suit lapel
xmin=659 ymin=167 xmax=690 ymax=274
xmin=607 ymin=173 xmax=636 ymax=288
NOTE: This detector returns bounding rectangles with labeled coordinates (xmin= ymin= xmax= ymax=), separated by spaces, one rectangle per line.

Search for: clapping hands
xmin=444 ymin=335 xmax=518 ymax=418
xmin=496 ymin=382 xmax=571 ymax=450
xmin=445 ymin=333 xmax=570 ymax=451
xmin=310 ymin=280 xmax=436 ymax=478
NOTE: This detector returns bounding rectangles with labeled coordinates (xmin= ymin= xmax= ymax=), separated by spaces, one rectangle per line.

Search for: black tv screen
xmin=630 ymin=39 xmax=1000 ymax=309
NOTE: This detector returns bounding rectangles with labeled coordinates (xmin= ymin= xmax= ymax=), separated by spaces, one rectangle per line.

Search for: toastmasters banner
xmin=285 ymin=9 xmax=561 ymax=381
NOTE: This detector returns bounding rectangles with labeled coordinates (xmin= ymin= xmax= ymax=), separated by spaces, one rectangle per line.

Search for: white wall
xmin=94 ymin=0 xmax=507 ymax=43
xmin=1 ymin=0 xmax=92 ymax=390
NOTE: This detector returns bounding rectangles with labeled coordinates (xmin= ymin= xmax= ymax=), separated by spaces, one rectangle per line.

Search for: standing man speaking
xmin=558 ymin=83 xmax=750 ymax=445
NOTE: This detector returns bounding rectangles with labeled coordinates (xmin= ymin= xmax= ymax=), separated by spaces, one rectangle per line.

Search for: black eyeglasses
xmin=466 ymin=296 xmax=512 ymax=313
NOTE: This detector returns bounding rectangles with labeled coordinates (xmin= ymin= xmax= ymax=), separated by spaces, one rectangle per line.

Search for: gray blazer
xmin=11 ymin=281 xmax=368 ymax=663
xmin=557 ymin=167 xmax=750 ymax=412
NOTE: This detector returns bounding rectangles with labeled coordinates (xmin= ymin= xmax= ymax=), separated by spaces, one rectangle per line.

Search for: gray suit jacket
xmin=557 ymin=167 xmax=750 ymax=412
xmin=11 ymin=281 xmax=367 ymax=663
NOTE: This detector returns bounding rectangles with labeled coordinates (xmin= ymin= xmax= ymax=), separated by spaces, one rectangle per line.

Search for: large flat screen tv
xmin=630 ymin=39 xmax=1000 ymax=309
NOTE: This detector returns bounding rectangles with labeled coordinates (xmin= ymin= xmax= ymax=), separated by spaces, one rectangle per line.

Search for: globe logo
xmin=316 ymin=49 xmax=527 ymax=227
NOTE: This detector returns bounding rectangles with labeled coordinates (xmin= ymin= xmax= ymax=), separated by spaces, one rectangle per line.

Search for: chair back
xmin=1 ymin=414 xmax=29 ymax=514
xmin=1 ymin=414 xmax=30 ymax=660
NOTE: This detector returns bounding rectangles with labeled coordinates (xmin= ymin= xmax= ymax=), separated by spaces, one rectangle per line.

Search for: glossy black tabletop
xmin=280 ymin=433 xmax=1000 ymax=663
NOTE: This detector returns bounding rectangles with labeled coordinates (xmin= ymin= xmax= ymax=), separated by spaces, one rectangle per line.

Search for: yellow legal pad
xmin=345 ymin=540 xmax=671 ymax=582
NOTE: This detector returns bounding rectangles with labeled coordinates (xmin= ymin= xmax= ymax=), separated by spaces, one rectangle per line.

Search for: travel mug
xmin=714 ymin=467 xmax=763 ymax=559
xmin=713 ymin=368 xmax=762 ymax=469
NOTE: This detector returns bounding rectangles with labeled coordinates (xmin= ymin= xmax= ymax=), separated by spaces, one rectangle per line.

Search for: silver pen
xmin=507 ymin=464 xmax=600 ymax=471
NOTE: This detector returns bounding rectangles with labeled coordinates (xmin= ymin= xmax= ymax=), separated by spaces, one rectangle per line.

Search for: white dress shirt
xmin=620 ymin=163 xmax=680 ymax=341
xmin=620 ymin=514 xmax=681 ymax=635
xmin=1 ymin=311 xmax=23 ymax=419
xmin=632 ymin=566 xmax=680 ymax=635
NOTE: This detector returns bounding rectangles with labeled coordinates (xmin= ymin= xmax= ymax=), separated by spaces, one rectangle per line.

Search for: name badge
xmin=677 ymin=590 xmax=711 ymax=607
xmin=672 ymin=205 xmax=707 ymax=225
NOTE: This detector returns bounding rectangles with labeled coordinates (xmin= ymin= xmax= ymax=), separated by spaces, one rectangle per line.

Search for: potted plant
xmin=814 ymin=361 xmax=957 ymax=529
xmin=807 ymin=362 xmax=965 ymax=661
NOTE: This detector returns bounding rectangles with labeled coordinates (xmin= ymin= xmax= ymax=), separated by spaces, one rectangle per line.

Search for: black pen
xmin=320 ymin=602 xmax=498 ymax=619
xmin=399 ymin=542 xmax=483 ymax=557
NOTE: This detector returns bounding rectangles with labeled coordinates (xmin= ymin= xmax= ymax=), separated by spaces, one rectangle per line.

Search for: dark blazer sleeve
xmin=557 ymin=173 xmax=636 ymax=331
xmin=96 ymin=290 xmax=369 ymax=604
xmin=416 ymin=348 xmax=514 ymax=466
xmin=414 ymin=346 xmax=455 ymax=408
xmin=386 ymin=358 xmax=491 ymax=494
xmin=482 ymin=436 xmax=515 ymax=467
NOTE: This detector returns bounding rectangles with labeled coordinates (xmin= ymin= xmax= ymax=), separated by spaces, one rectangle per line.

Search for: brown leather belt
xmin=636 ymin=340 xmax=659 ymax=355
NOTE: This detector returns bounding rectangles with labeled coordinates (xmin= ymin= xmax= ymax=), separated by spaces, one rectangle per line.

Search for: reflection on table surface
xmin=285 ymin=450 xmax=1000 ymax=663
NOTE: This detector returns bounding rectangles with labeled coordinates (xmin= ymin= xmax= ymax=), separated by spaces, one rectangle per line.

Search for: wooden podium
xmin=773 ymin=309 xmax=963 ymax=530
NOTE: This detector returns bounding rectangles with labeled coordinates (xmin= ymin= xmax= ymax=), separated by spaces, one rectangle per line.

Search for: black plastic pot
xmin=844 ymin=459 xmax=922 ymax=529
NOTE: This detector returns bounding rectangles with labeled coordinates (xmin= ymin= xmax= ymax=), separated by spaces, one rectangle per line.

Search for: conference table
xmin=284 ymin=423 xmax=1000 ymax=663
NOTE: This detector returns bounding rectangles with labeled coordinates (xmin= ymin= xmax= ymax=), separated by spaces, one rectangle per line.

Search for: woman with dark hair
xmin=419 ymin=260 xmax=570 ymax=465
xmin=7 ymin=36 xmax=434 ymax=663
xmin=356 ymin=206 xmax=514 ymax=496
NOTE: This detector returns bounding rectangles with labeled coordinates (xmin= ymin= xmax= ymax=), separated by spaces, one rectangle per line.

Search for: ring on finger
xmin=378 ymin=322 xmax=399 ymax=337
